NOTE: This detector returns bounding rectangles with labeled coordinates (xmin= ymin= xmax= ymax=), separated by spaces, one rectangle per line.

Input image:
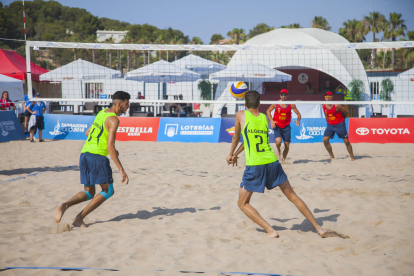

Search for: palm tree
xmin=155 ymin=34 xmax=164 ymax=60
xmin=137 ymin=36 xmax=149 ymax=66
xmin=280 ymin=23 xmax=301 ymax=29
xmin=311 ymin=16 xmax=331 ymax=31
xmin=170 ymin=35 xmax=183 ymax=61
xmin=400 ymin=31 xmax=414 ymax=68
xmin=227 ymin=28 xmax=246 ymax=44
xmin=248 ymin=23 xmax=275 ymax=38
xmin=340 ymin=19 xmax=359 ymax=42
xmin=383 ymin=13 xmax=407 ymax=69
xmin=364 ymin=12 xmax=387 ymax=69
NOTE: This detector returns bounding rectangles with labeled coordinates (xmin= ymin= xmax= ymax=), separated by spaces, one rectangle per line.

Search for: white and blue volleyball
xmin=230 ymin=82 xmax=248 ymax=99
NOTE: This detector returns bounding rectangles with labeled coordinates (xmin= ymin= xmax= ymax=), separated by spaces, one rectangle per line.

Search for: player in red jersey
xmin=323 ymin=91 xmax=355 ymax=161
xmin=266 ymin=89 xmax=301 ymax=162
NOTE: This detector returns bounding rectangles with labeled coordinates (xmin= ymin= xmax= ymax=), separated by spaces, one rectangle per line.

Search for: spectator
xmin=0 ymin=91 xmax=16 ymax=111
xmin=172 ymin=94 xmax=188 ymax=117
xmin=193 ymin=103 xmax=201 ymax=117
xmin=23 ymin=94 xmax=34 ymax=134
xmin=322 ymin=81 xmax=333 ymax=94
xmin=136 ymin=92 xmax=145 ymax=100
xmin=305 ymin=83 xmax=314 ymax=94
xmin=28 ymin=93 xmax=47 ymax=142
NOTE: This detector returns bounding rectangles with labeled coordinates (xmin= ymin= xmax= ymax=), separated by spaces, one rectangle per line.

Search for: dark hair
xmin=245 ymin=90 xmax=260 ymax=109
xmin=112 ymin=91 xmax=131 ymax=102
xmin=2 ymin=91 xmax=10 ymax=101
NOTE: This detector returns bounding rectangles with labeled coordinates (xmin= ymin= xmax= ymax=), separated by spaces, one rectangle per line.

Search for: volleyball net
xmin=23 ymin=40 xmax=414 ymax=117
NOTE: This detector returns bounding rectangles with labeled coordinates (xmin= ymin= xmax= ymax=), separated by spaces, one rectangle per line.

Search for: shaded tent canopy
xmin=0 ymin=74 xmax=24 ymax=101
xmin=398 ymin=67 xmax=414 ymax=79
xmin=124 ymin=60 xmax=201 ymax=82
xmin=172 ymin=54 xmax=227 ymax=75
xmin=228 ymin=28 xmax=370 ymax=97
xmin=0 ymin=49 xmax=48 ymax=82
xmin=39 ymin=59 xmax=121 ymax=81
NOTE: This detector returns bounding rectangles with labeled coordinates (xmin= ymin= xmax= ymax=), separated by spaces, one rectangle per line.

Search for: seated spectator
xmin=172 ymin=94 xmax=188 ymax=117
xmin=28 ymin=93 xmax=47 ymax=143
xmin=0 ymin=91 xmax=16 ymax=111
xmin=136 ymin=92 xmax=145 ymax=99
xmin=305 ymin=83 xmax=314 ymax=94
xmin=193 ymin=103 xmax=201 ymax=117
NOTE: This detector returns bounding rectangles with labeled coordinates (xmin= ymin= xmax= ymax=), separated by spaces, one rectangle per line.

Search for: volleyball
xmin=230 ymin=82 xmax=248 ymax=99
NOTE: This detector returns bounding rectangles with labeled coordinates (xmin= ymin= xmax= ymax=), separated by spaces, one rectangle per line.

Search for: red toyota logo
xmin=356 ymin=127 xmax=369 ymax=135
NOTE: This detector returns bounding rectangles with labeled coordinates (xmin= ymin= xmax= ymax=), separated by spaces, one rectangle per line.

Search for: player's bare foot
xmin=351 ymin=157 xmax=355 ymax=161
xmin=320 ymin=229 xmax=349 ymax=239
xmin=54 ymin=203 xmax=67 ymax=223
xmin=72 ymin=215 xmax=87 ymax=228
xmin=266 ymin=230 xmax=279 ymax=238
xmin=282 ymin=157 xmax=286 ymax=163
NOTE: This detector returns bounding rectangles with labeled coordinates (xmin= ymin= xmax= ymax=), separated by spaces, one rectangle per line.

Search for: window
xmin=85 ymin=83 xmax=103 ymax=99
xmin=370 ymin=81 xmax=380 ymax=100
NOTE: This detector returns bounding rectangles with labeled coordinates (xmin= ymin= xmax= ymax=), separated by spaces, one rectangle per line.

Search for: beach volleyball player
xmin=55 ymin=91 xmax=131 ymax=227
xmin=227 ymin=91 xmax=341 ymax=238
xmin=266 ymin=89 xmax=301 ymax=162
xmin=323 ymin=91 xmax=355 ymax=161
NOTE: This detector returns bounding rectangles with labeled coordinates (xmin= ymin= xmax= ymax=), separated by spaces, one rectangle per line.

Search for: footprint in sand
xmin=322 ymin=229 xmax=350 ymax=239
xmin=48 ymin=222 xmax=71 ymax=234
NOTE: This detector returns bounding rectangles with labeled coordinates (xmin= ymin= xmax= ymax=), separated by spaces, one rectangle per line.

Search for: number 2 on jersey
xmin=255 ymin=135 xmax=265 ymax=152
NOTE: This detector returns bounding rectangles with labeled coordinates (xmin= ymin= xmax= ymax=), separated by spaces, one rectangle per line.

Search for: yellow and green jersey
xmin=241 ymin=110 xmax=277 ymax=166
xmin=81 ymin=109 xmax=117 ymax=156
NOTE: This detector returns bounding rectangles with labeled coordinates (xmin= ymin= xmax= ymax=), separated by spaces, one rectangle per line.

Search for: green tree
xmin=400 ymin=31 xmax=414 ymax=68
xmin=339 ymin=19 xmax=368 ymax=42
xmin=248 ymin=23 xmax=274 ymax=38
xmin=383 ymin=13 xmax=407 ymax=69
xmin=364 ymin=12 xmax=387 ymax=69
xmin=380 ymin=78 xmax=394 ymax=101
xmin=210 ymin=34 xmax=224 ymax=44
xmin=348 ymin=79 xmax=364 ymax=102
xmin=311 ymin=16 xmax=331 ymax=31
xmin=280 ymin=23 xmax=301 ymax=29
xmin=227 ymin=28 xmax=246 ymax=44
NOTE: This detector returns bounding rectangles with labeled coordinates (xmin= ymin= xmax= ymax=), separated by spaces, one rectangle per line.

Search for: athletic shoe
xmin=30 ymin=140 xmax=35 ymax=143
xmin=39 ymin=139 xmax=44 ymax=142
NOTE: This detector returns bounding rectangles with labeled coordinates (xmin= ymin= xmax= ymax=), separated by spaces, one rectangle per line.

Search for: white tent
xmin=172 ymin=54 xmax=227 ymax=75
xmin=226 ymin=28 xmax=370 ymax=99
xmin=0 ymin=74 xmax=24 ymax=101
xmin=398 ymin=67 xmax=414 ymax=79
xmin=39 ymin=59 xmax=121 ymax=81
xmin=209 ymin=62 xmax=292 ymax=83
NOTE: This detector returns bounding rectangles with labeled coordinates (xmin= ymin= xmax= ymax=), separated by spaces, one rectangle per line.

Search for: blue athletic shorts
xmin=273 ymin=124 xmax=291 ymax=142
xmin=241 ymin=161 xmax=288 ymax=193
xmin=324 ymin=121 xmax=348 ymax=139
xmin=80 ymin=152 xmax=113 ymax=186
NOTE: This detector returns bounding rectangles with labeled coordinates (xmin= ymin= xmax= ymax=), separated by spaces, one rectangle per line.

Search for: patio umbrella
xmin=171 ymin=54 xmax=227 ymax=75
xmin=124 ymin=60 xmax=201 ymax=99
xmin=209 ymin=62 xmax=292 ymax=84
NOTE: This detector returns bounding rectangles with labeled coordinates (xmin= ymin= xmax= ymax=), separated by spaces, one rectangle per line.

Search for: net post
xmin=26 ymin=43 xmax=32 ymax=98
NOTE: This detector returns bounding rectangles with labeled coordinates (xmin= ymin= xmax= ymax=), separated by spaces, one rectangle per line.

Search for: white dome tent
xmin=213 ymin=28 xmax=370 ymax=117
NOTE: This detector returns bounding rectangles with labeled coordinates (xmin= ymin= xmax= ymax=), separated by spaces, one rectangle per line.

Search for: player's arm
xmin=230 ymin=143 xmax=244 ymax=167
xmin=292 ymin=104 xmax=301 ymax=127
xmin=227 ymin=111 xmax=243 ymax=166
xmin=336 ymin=104 xmax=349 ymax=118
xmin=105 ymin=116 xmax=129 ymax=185
xmin=85 ymin=125 xmax=92 ymax=137
xmin=42 ymin=102 xmax=47 ymax=113
xmin=266 ymin=104 xmax=277 ymax=129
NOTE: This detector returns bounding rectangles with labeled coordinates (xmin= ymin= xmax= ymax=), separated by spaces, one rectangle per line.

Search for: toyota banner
xmin=349 ymin=118 xmax=414 ymax=143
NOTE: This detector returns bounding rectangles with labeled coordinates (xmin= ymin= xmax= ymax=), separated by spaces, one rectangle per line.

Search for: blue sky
xmin=4 ymin=0 xmax=414 ymax=43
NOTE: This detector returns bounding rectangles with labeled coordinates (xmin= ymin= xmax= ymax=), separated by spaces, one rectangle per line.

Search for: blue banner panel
xmin=290 ymin=118 xmax=348 ymax=143
xmin=0 ymin=111 xmax=26 ymax=143
xmin=37 ymin=114 xmax=95 ymax=140
xmin=219 ymin=118 xmax=244 ymax=143
xmin=157 ymin=118 xmax=221 ymax=143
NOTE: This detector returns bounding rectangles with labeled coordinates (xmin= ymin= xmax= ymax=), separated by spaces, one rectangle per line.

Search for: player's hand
xmin=120 ymin=169 xmax=129 ymax=185
xmin=231 ymin=155 xmax=239 ymax=167
xmin=226 ymin=154 xmax=234 ymax=166
xmin=32 ymin=110 xmax=37 ymax=114
xmin=271 ymin=121 xmax=276 ymax=129
xmin=294 ymin=120 xmax=300 ymax=127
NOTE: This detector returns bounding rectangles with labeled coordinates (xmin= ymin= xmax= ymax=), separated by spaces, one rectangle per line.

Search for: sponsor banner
xmin=0 ymin=111 xmax=26 ymax=143
xmin=117 ymin=117 xmax=160 ymax=141
xmin=219 ymin=118 xmax=244 ymax=143
xmin=291 ymin=118 xmax=347 ymax=143
xmin=219 ymin=117 xmax=346 ymax=143
xmin=40 ymin=114 xmax=95 ymax=140
xmin=157 ymin=118 xmax=221 ymax=143
xmin=349 ymin=118 xmax=414 ymax=143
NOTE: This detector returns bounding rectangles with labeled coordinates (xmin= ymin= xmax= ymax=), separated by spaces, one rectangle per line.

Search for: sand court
xmin=0 ymin=140 xmax=413 ymax=275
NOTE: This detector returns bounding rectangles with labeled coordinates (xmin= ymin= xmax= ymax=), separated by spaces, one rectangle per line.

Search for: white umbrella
xmin=171 ymin=54 xmax=227 ymax=75
xmin=124 ymin=60 xmax=201 ymax=82
xmin=209 ymin=62 xmax=292 ymax=83
xmin=125 ymin=60 xmax=201 ymax=100
xmin=39 ymin=59 xmax=121 ymax=81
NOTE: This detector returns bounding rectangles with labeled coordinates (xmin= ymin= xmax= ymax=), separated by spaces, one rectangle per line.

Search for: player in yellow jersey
xmin=227 ymin=91 xmax=344 ymax=239
xmin=54 ymin=91 xmax=130 ymax=227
